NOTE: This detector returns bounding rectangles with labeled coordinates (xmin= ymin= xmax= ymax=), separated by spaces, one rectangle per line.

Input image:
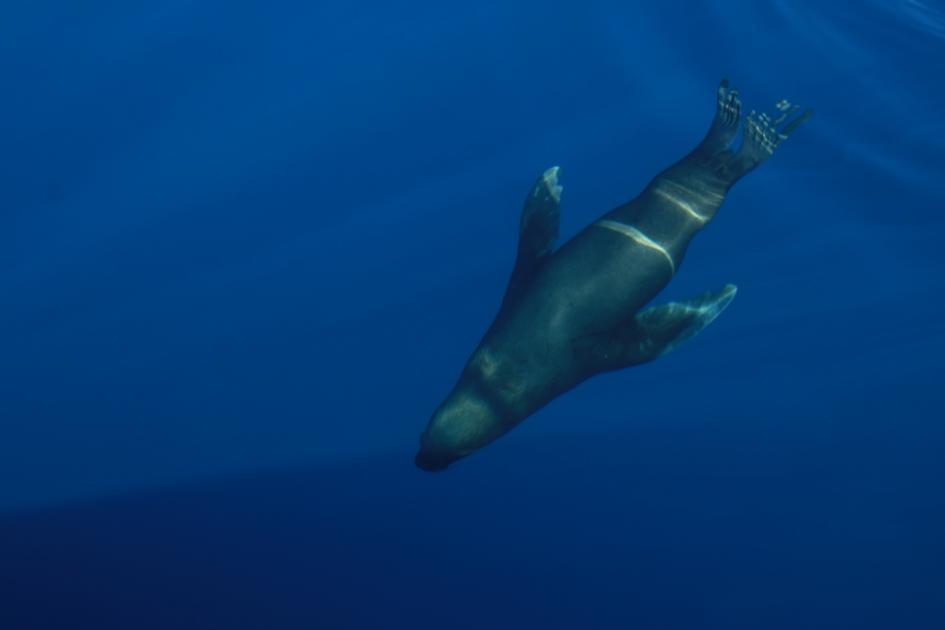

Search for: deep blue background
xmin=2 ymin=1 xmax=944 ymax=628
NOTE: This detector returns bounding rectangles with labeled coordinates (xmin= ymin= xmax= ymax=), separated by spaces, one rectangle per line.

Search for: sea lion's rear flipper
xmin=695 ymin=78 xmax=743 ymax=158
xmin=575 ymin=284 xmax=737 ymax=372
xmin=719 ymin=102 xmax=813 ymax=184
xmin=500 ymin=166 xmax=562 ymax=306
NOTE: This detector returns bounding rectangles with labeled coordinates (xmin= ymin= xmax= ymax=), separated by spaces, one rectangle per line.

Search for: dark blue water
xmin=2 ymin=1 xmax=944 ymax=628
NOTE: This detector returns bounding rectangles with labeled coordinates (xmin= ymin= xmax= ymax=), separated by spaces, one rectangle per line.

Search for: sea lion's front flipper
xmin=627 ymin=284 xmax=738 ymax=364
xmin=575 ymin=284 xmax=737 ymax=372
xmin=500 ymin=166 xmax=562 ymax=306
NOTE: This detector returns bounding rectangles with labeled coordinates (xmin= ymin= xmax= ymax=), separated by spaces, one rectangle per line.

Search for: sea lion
xmin=416 ymin=79 xmax=811 ymax=471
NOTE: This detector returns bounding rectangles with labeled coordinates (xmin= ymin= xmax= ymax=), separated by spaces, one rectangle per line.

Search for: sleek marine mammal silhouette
xmin=416 ymin=79 xmax=811 ymax=471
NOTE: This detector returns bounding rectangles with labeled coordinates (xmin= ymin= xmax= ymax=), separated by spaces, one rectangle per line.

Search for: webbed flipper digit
xmin=696 ymin=78 xmax=742 ymax=157
xmin=721 ymin=101 xmax=813 ymax=183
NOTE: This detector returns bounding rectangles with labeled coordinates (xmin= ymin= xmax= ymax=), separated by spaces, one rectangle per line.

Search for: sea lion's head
xmin=415 ymin=383 xmax=506 ymax=472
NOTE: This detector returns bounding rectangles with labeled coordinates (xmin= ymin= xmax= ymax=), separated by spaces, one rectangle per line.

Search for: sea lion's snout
xmin=416 ymin=386 xmax=505 ymax=472
xmin=414 ymin=448 xmax=453 ymax=472
xmin=415 ymin=424 xmax=463 ymax=473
